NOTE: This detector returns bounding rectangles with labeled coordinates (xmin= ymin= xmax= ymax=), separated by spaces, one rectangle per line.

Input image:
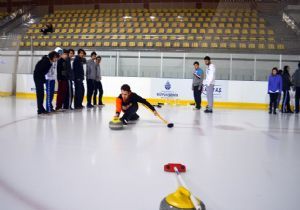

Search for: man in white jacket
xmin=45 ymin=47 xmax=63 ymax=112
xmin=204 ymin=56 xmax=215 ymax=113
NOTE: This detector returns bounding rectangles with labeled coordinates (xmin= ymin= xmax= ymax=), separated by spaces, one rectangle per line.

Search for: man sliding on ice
xmin=115 ymin=84 xmax=157 ymax=125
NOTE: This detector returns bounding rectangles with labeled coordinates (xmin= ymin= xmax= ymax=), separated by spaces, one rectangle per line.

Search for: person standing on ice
xmin=86 ymin=51 xmax=97 ymax=108
xmin=204 ymin=56 xmax=216 ymax=113
xmin=268 ymin=67 xmax=282 ymax=115
xmin=55 ymin=49 xmax=70 ymax=111
xmin=45 ymin=47 xmax=63 ymax=112
xmin=292 ymin=62 xmax=300 ymax=114
xmin=73 ymin=49 xmax=86 ymax=109
xmin=65 ymin=48 xmax=75 ymax=110
xmin=93 ymin=56 xmax=104 ymax=106
xmin=33 ymin=51 xmax=59 ymax=115
xmin=192 ymin=61 xmax=204 ymax=110
xmin=114 ymin=84 xmax=157 ymax=125
xmin=281 ymin=65 xmax=293 ymax=113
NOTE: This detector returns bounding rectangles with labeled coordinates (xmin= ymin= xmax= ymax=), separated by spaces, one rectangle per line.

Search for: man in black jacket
xmin=292 ymin=62 xmax=300 ymax=113
xmin=73 ymin=49 xmax=86 ymax=109
xmin=64 ymin=49 xmax=75 ymax=110
xmin=115 ymin=84 xmax=157 ymax=125
xmin=281 ymin=66 xmax=293 ymax=113
xmin=55 ymin=49 xmax=70 ymax=111
xmin=33 ymin=51 xmax=59 ymax=115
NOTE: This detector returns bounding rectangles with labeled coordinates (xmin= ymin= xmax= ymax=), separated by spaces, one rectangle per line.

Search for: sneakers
xmin=38 ymin=110 xmax=50 ymax=115
xmin=87 ymin=104 xmax=94 ymax=109
xmin=75 ymin=105 xmax=84 ymax=110
xmin=129 ymin=113 xmax=140 ymax=121
xmin=282 ymin=108 xmax=294 ymax=113
xmin=120 ymin=118 xmax=128 ymax=125
xmin=55 ymin=109 xmax=64 ymax=112
xmin=204 ymin=109 xmax=213 ymax=113
xmin=193 ymin=107 xmax=201 ymax=110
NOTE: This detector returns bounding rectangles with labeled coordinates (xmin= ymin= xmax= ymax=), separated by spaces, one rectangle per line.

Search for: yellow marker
xmin=166 ymin=186 xmax=201 ymax=209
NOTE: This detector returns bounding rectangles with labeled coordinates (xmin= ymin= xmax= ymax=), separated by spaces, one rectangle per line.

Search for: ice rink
xmin=0 ymin=97 xmax=299 ymax=210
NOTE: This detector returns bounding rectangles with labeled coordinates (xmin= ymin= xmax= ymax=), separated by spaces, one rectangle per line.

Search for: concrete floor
xmin=0 ymin=97 xmax=299 ymax=210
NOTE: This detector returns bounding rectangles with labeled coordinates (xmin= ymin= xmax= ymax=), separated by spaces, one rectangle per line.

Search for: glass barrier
xmin=0 ymin=35 xmax=20 ymax=74
xmin=0 ymin=35 xmax=299 ymax=82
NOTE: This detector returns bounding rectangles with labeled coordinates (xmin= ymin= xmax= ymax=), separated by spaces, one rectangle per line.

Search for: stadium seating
xmin=21 ymin=8 xmax=285 ymax=51
xmin=0 ymin=11 xmax=8 ymax=21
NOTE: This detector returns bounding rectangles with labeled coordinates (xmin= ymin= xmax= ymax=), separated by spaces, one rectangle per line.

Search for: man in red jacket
xmin=115 ymin=84 xmax=157 ymax=125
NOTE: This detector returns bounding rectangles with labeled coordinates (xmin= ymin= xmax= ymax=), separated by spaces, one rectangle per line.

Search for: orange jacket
xmin=116 ymin=97 xmax=122 ymax=114
xmin=115 ymin=93 xmax=155 ymax=114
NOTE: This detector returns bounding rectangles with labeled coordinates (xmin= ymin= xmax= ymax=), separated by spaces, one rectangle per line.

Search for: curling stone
xmin=109 ymin=118 xmax=123 ymax=130
xmin=159 ymin=186 xmax=206 ymax=210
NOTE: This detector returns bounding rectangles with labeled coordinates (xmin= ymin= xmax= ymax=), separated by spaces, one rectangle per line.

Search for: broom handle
xmin=142 ymin=105 xmax=169 ymax=125
xmin=156 ymin=113 xmax=169 ymax=125
xmin=174 ymin=167 xmax=202 ymax=210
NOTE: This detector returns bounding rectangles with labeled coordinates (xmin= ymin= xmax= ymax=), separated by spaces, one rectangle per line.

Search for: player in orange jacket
xmin=115 ymin=84 xmax=157 ymax=125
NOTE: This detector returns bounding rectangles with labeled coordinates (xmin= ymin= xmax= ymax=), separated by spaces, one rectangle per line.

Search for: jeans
xmin=93 ymin=81 xmax=104 ymax=105
xmin=193 ymin=85 xmax=202 ymax=109
xmin=46 ymin=80 xmax=55 ymax=112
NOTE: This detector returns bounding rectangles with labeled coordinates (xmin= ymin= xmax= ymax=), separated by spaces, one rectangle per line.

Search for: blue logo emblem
xmin=165 ymin=81 xmax=171 ymax=90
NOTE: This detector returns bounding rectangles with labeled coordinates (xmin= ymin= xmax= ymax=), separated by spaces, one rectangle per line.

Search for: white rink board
xmin=0 ymin=74 xmax=269 ymax=104
xmin=0 ymin=73 xmax=13 ymax=93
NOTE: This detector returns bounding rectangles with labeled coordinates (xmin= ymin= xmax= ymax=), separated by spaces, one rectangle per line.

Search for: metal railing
xmin=0 ymin=35 xmax=299 ymax=82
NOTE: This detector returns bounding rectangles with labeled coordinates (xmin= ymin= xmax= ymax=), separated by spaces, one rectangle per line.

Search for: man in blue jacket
xmin=33 ymin=51 xmax=59 ymax=115
xmin=73 ymin=49 xmax=86 ymax=109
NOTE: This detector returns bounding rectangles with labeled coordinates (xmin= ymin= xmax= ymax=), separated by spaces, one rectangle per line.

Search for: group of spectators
xmin=268 ymin=62 xmax=300 ymax=114
xmin=191 ymin=56 xmax=216 ymax=113
xmin=32 ymin=49 xmax=300 ymax=116
xmin=191 ymin=57 xmax=300 ymax=115
xmin=33 ymin=47 xmax=104 ymax=115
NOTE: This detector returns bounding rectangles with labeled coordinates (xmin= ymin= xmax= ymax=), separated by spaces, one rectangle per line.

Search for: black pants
xmin=86 ymin=79 xmax=95 ymax=106
xmin=74 ymin=79 xmax=84 ymax=108
xmin=93 ymin=81 xmax=104 ymax=105
xmin=277 ymin=92 xmax=281 ymax=108
xmin=121 ymin=103 xmax=139 ymax=121
xmin=295 ymin=87 xmax=300 ymax=113
xmin=269 ymin=93 xmax=278 ymax=113
xmin=193 ymin=85 xmax=202 ymax=109
xmin=63 ymin=80 xmax=73 ymax=109
xmin=34 ymin=79 xmax=46 ymax=113
xmin=281 ymin=90 xmax=292 ymax=112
